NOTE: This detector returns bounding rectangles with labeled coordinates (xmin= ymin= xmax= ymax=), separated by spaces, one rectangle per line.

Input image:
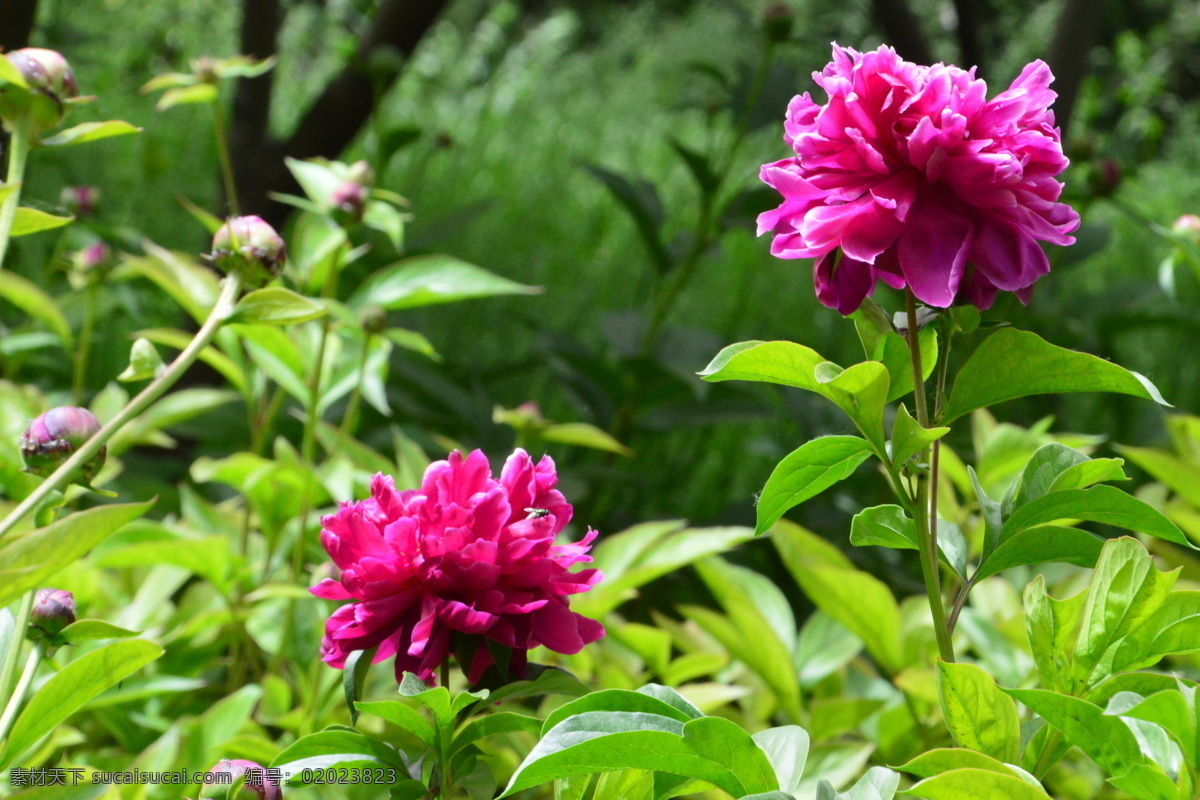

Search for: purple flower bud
xmin=20 ymin=406 xmax=105 ymax=481
xmin=77 ymin=242 xmax=111 ymax=271
xmin=200 ymin=760 xmax=282 ymax=800
xmin=30 ymin=588 xmax=76 ymax=635
xmin=211 ymin=216 xmax=286 ymax=287
xmin=60 ymin=185 xmax=100 ymax=217
xmin=7 ymin=48 xmax=77 ymax=101
xmin=330 ymin=180 xmax=368 ymax=221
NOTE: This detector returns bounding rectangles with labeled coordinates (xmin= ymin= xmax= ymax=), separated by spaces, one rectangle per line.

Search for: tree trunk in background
xmin=232 ymin=0 xmax=453 ymax=226
xmin=0 ymin=0 xmax=39 ymax=52
xmin=951 ymin=0 xmax=984 ymax=75
xmin=1044 ymin=0 xmax=1104 ymax=134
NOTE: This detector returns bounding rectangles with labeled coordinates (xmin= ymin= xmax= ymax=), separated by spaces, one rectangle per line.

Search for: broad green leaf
xmin=773 ymin=523 xmax=903 ymax=675
xmin=117 ymin=338 xmax=165 ymax=382
xmin=349 ymin=255 xmax=541 ymax=310
xmin=1048 ymin=458 xmax=1128 ymax=494
xmin=39 ymin=120 xmax=141 ymax=147
xmin=851 ymin=298 xmax=893 ymax=358
xmin=1107 ymin=765 xmax=1183 ymax=800
xmin=975 ymin=525 xmax=1103 ymax=580
xmin=114 ymin=244 xmax=218 ymax=324
xmin=1005 ymin=689 xmax=1143 ymax=776
xmin=1 ymin=640 xmax=163 ymax=766
xmin=355 ymin=700 xmax=437 ymax=747
xmin=1111 ymin=590 xmax=1200 ymax=674
xmin=0 ymin=500 xmax=155 ymax=609
xmin=1105 ymin=690 xmax=1196 ymax=765
xmin=284 ymin=157 xmax=343 ymax=206
xmin=452 ymin=712 xmax=541 ymax=755
xmin=135 ymin=327 xmax=247 ymax=393
xmin=93 ymin=536 xmax=232 ymax=593
xmin=156 ymin=83 xmax=218 ymax=110
xmin=1007 ymin=443 xmax=1090 ymax=511
xmin=752 ymin=726 xmax=809 ymax=796
xmin=1000 ymin=486 xmax=1190 ymax=548
xmin=755 ymin=436 xmax=875 ymax=535
xmin=634 ymin=685 xmax=704 ymax=720
xmin=270 ymin=730 xmax=404 ymax=778
xmin=501 ymin=713 xmax=779 ymax=798
xmin=943 ymin=328 xmax=1168 ymax=423
xmin=818 ymin=767 xmax=902 ymax=800
xmin=235 ymin=324 xmax=309 ymax=404
xmin=849 ymin=505 xmax=968 ymax=578
xmin=398 ymin=672 xmax=454 ymax=730
xmin=899 ymin=748 xmax=1025 ymax=780
xmin=11 ymin=207 xmax=73 ymax=236
xmin=891 ymin=404 xmax=949 ymax=468
xmin=1073 ymin=537 xmax=1178 ymax=689
xmin=699 ymin=341 xmax=889 ymax=449
xmin=362 ymin=201 xmax=405 ymax=250
xmin=902 ymin=768 xmax=1050 ymax=799
xmin=936 ymin=661 xmax=1021 ymax=763
xmin=874 ymin=327 xmax=937 ymax=402
xmin=229 ymin=288 xmax=326 ymax=325
xmin=59 ymin=620 xmax=140 ymax=642
xmin=479 ymin=665 xmax=590 ymax=706
xmin=0 ymin=271 xmax=72 ymax=343
xmin=796 ymin=612 xmax=863 ymax=688
xmin=541 ymin=688 xmax=699 ymax=734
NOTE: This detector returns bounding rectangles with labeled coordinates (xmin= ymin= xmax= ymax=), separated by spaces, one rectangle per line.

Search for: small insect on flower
xmin=525 ymin=507 xmax=551 ymax=519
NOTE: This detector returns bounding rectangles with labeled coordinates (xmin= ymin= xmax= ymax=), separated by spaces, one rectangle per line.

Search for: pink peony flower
xmin=313 ymin=449 xmax=604 ymax=685
xmin=757 ymin=44 xmax=1080 ymax=312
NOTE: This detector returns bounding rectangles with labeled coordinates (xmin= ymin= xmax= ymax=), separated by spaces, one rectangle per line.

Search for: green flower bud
xmin=1 ymin=48 xmax=77 ymax=132
xmin=211 ymin=216 xmax=286 ymax=287
xmin=30 ymin=588 xmax=76 ymax=637
xmin=20 ymin=406 xmax=105 ymax=483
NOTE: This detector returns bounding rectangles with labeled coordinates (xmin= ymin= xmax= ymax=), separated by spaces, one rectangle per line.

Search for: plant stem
xmin=334 ymin=331 xmax=373 ymax=451
xmin=72 ymin=282 xmax=98 ymax=403
xmin=1032 ymin=728 xmax=1064 ymax=779
xmin=0 ymin=274 xmax=242 ymax=541
xmin=0 ymin=592 xmax=33 ymax=703
xmin=906 ymin=290 xmax=955 ymax=663
xmin=211 ymin=100 xmax=240 ymax=215
xmin=0 ymin=642 xmax=40 ymax=745
xmin=0 ymin=120 xmax=33 ymax=272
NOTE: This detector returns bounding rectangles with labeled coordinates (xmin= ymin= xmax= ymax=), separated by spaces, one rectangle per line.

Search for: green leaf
xmin=1000 ymin=485 xmax=1191 ymax=548
xmin=899 ymin=748 xmax=1026 ymax=781
xmin=355 ymin=699 xmax=437 ymax=747
xmin=874 ymin=328 xmax=937 ymax=402
xmin=1004 ymin=689 xmax=1143 ymax=776
xmin=451 ymin=712 xmax=542 ymax=755
xmin=670 ymin=139 xmax=719 ymax=195
xmin=1 ymin=640 xmax=162 ymax=766
xmin=1115 ymin=444 xmax=1200 ymax=508
xmin=936 ymin=661 xmax=1021 ymax=763
xmin=752 ymin=726 xmax=809 ymax=796
xmin=818 ymin=767 xmax=902 ymax=800
xmin=1073 ymin=537 xmax=1178 ymax=688
xmin=362 ymin=201 xmax=405 ymax=250
xmin=343 ymin=648 xmax=373 ymax=725
xmin=229 ymin=287 xmax=327 ymax=325
xmin=583 ymin=164 xmax=671 ymax=273
xmin=849 ymin=505 xmax=968 ymax=578
xmin=1111 ymin=590 xmax=1200 ymax=674
xmin=501 ymin=713 xmax=779 ymax=798
xmin=1107 ymin=765 xmax=1183 ymax=800
xmin=1007 ymin=443 xmax=1091 ymax=510
xmin=1106 ymin=690 xmax=1196 ymax=765
xmin=117 ymin=338 xmax=165 ymax=382
xmin=0 ymin=500 xmax=155 ymax=609
xmin=541 ymin=688 xmax=699 ymax=735
xmin=942 ymin=328 xmax=1169 ymax=423
xmin=1048 ymin=458 xmax=1128 ymax=494
xmin=755 ymin=436 xmax=875 ymax=535
xmin=58 ymin=620 xmax=140 ymax=643
xmin=11 ymin=207 xmax=72 ymax=236
xmin=0 ymin=270 xmax=72 ymax=344
xmin=0 ymin=57 xmax=29 ymax=87
xmin=349 ymin=255 xmax=541 ymax=310
xmin=540 ymin=422 xmax=633 ymax=457
xmin=136 ymin=327 xmax=247 ymax=393
xmin=156 ymin=83 xmax=218 ymax=110
xmin=773 ymin=523 xmax=904 ymax=675
xmin=270 ymin=730 xmax=404 ymax=778
xmin=851 ymin=298 xmax=893 ymax=359
xmin=891 ymin=404 xmax=949 ymax=468
xmin=39 ymin=120 xmax=141 ymax=147
xmin=902 ymin=768 xmax=1051 ymax=799
xmin=699 ymin=341 xmax=890 ymax=449
xmin=975 ymin=525 xmax=1103 ymax=580
xmin=480 ymin=665 xmax=590 ymax=706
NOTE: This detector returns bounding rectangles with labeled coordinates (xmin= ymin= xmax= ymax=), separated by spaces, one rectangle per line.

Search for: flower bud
xmin=357 ymin=304 xmax=388 ymax=335
xmin=200 ymin=760 xmax=281 ymax=800
xmin=60 ymin=185 xmax=100 ymax=217
xmin=763 ymin=3 xmax=794 ymax=43
xmin=330 ymin=180 xmax=369 ymax=222
xmin=30 ymin=588 xmax=75 ymax=636
xmin=211 ymin=216 xmax=286 ymax=287
xmin=20 ymin=406 xmax=105 ymax=482
xmin=1 ymin=48 xmax=77 ymax=132
xmin=1174 ymin=214 xmax=1200 ymax=242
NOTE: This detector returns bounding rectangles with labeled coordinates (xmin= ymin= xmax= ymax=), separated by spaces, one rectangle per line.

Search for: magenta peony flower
xmin=313 ymin=449 xmax=604 ymax=685
xmin=757 ymin=44 xmax=1080 ymax=312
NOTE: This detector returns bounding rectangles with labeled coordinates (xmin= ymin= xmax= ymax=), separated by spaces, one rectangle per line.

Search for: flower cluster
xmin=757 ymin=44 xmax=1080 ymax=312
xmin=313 ymin=449 xmax=604 ymax=684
